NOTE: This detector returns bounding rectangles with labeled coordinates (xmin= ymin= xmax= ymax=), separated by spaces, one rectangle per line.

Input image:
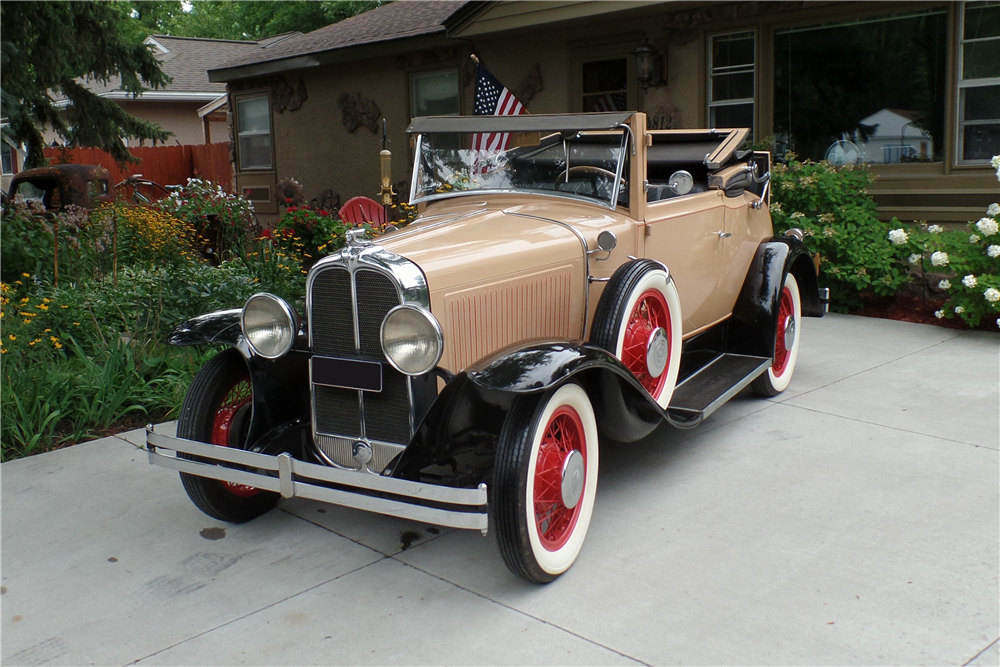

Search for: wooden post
xmin=53 ymin=216 xmax=59 ymax=288
xmin=113 ymin=210 xmax=118 ymax=287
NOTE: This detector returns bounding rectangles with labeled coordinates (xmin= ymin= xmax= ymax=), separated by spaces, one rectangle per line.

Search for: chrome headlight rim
xmin=380 ymin=304 xmax=443 ymax=376
xmin=240 ymin=293 xmax=297 ymax=360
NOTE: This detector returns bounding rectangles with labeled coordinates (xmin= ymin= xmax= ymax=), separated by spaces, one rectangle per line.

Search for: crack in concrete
xmin=124 ymin=558 xmax=387 ymax=666
xmin=962 ymin=636 xmax=999 ymax=667
xmin=390 ymin=558 xmax=651 ymax=666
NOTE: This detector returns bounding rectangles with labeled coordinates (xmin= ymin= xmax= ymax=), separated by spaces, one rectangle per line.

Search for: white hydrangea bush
xmin=890 ymin=187 xmax=1000 ymax=327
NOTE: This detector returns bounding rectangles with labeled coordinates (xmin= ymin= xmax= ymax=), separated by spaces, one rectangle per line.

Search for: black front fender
xmin=168 ymin=309 xmax=247 ymax=353
xmin=167 ymin=308 xmax=311 ymax=458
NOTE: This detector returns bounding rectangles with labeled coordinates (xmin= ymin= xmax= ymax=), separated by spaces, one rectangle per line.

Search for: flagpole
xmin=470 ymin=54 xmax=479 ymax=65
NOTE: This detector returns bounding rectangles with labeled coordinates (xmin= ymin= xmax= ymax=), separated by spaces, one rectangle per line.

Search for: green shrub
xmin=769 ymin=154 xmax=908 ymax=311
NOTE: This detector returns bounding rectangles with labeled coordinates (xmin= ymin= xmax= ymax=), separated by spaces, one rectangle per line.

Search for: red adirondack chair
xmin=339 ymin=196 xmax=385 ymax=225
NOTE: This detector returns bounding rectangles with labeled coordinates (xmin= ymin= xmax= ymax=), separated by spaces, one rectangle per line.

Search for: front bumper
xmin=146 ymin=429 xmax=488 ymax=532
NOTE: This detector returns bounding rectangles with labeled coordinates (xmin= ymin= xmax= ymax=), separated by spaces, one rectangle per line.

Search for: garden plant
xmin=0 ymin=181 xmax=388 ymax=461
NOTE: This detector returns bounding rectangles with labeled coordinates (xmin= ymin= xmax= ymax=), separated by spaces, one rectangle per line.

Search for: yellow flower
xmin=73 ymin=322 xmax=80 ymax=326
xmin=42 ymin=298 xmax=51 ymax=303
xmin=49 ymin=336 xmax=59 ymax=343
xmin=37 ymin=304 xmax=49 ymax=311
xmin=29 ymin=340 xmax=36 ymax=346
xmin=1 ymin=348 xmax=6 ymax=354
xmin=22 ymin=319 xmax=30 ymax=324
xmin=8 ymin=334 xmax=15 ymax=341
xmin=22 ymin=273 xmax=30 ymax=278
xmin=54 ymin=342 xmax=62 ymax=349
xmin=60 ymin=305 xmax=69 ymax=309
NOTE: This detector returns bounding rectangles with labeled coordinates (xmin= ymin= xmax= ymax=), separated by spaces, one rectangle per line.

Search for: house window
xmin=236 ymin=96 xmax=272 ymax=171
xmin=774 ymin=10 xmax=947 ymax=163
xmin=709 ymin=32 xmax=756 ymax=138
xmin=958 ymin=1 xmax=1000 ymax=164
xmin=1 ymin=141 xmax=15 ymax=175
xmin=582 ymin=58 xmax=628 ymax=112
xmin=410 ymin=70 xmax=459 ymax=117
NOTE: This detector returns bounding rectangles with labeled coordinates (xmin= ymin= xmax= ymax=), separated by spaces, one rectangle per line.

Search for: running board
xmin=667 ymin=354 xmax=771 ymax=421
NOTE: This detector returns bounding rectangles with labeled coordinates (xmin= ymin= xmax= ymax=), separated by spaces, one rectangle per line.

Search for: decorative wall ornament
xmin=337 ymin=93 xmax=381 ymax=133
xmin=309 ymin=189 xmax=341 ymax=216
xmin=513 ymin=65 xmax=543 ymax=105
xmin=276 ymin=177 xmax=305 ymax=206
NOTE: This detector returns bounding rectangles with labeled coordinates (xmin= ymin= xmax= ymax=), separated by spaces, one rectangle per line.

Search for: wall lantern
xmin=632 ymin=37 xmax=666 ymax=91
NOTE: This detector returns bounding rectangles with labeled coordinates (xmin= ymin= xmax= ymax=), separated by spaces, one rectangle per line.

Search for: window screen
xmin=709 ymin=32 xmax=756 ymax=138
xmin=410 ymin=70 xmax=460 ymax=117
xmin=958 ymin=1 xmax=1000 ymax=163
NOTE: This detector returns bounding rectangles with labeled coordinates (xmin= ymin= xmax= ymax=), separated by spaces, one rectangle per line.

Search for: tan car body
xmin=383 ymin=113 xmax=772 ymax=374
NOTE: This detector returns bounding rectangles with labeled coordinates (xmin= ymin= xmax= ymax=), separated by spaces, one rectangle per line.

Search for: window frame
xmin=955 ymin=1 xmax=1000 ymax=166
xmin=234 ymin=93 xmax=274 ymax=172
xmin=1 ymin=140 xmax=15 ymax=175
xmin=408 ymin=68 xmax=461 ymax=120
xmin=580 ymin=56 xmax=630 ymax=113
xmin=707 ymin=29 xmax=757 ymax=138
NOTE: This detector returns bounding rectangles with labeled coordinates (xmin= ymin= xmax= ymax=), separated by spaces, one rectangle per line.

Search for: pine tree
xmin=0 ymin=1 xmax=172 ymax=168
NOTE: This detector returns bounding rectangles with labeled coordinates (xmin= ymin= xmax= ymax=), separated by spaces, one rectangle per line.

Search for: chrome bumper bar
xmin=146 ymin=430 xmax=488 ymax=532
xmin=819 ymin=287 xmax=830 ymax=313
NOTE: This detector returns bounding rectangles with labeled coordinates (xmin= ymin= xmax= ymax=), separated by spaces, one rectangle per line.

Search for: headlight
xmin=380 ymin=305 xmax=443 ymax=376
xmin=241 ymin=293 xmax=296 ymax=359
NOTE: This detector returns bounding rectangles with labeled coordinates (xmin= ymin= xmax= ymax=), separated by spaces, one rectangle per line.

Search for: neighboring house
xmin=849 ymin=109 xmax=936 ymax=165
xmin=207 ymin=0 xmax=999 ymax=223
xmin=1 ymin=123 xmax=27 ymax=191
xmin=45 ymin=33 xmax=301 ymax=149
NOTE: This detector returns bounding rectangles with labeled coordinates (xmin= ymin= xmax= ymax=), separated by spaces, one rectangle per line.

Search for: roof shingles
xmin=211 ymin=1 xmax=466 ymax=75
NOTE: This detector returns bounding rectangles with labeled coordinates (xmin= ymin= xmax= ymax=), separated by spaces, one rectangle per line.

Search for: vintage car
xmin=146 ymin=112 xmax=828 ymax=583
xmin=4 ymin=164 xmax=114 ymax=212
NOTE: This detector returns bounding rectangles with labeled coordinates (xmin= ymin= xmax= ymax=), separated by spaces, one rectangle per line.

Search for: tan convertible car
xmin=147 ymin=112 xmax=827 ymax=583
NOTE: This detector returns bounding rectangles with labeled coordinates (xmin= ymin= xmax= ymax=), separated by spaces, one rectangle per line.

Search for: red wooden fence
xmin=41 ymin=143 xmax=232 ymax=190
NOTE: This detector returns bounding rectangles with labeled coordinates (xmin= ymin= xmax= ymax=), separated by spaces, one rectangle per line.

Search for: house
xmin=206 ymin=0 xmax=999 ymax=223
xmin=1 ymin=128 xmax=26 ymax=191
xmin=45 ymin=33 xmax=302 ymax=149
xmin=848 ymin=109 xmax=936 ymax=165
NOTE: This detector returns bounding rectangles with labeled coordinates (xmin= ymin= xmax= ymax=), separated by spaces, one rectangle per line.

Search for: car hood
xmin=377 ymin=204 xmax=587 ymax=293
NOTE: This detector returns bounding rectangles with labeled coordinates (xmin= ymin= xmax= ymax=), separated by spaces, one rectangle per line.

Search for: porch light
xmin=632 ymin=38 xmax=665 ymax=91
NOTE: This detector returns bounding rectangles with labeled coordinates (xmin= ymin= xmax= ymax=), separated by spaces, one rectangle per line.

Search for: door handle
xmin=718 ymin=231 xmax=732 ymax=238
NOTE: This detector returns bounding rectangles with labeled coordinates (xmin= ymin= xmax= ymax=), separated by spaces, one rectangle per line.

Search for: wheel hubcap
xmin=622 ymin=289 xmax=671 ymax=397
xmin=560 ymin=450 xmax=585 ymax=509
xmin=773 ymin=286 xmax=794 ymax=376
xmin=533 ymin=405 xmax=586 ymax=551
xmin=211 ymin=376 xmax=259 ymax=497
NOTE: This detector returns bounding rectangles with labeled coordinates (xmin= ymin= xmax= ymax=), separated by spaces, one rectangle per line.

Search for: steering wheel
xmin=554 ymin=166 xmax=627 ymax=192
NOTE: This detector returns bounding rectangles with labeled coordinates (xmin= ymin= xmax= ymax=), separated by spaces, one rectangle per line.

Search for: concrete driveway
xmin=2 ymin=314 xmax=998 ymax=666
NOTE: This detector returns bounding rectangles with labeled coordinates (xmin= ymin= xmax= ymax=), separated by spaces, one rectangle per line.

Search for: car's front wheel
xmin=752 ymin=272 xmax=801 ymax=397
xmin=590 ymin=259 xmax=683 ymax=409
xmin=177 ymin=349 xmax=280 ymax=522
xmin=493 ymin=383 xmax=599 ymax=583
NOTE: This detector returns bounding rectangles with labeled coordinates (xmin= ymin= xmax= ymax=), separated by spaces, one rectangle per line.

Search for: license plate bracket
xmin=311 ymin=356 xmax=382 ymax=392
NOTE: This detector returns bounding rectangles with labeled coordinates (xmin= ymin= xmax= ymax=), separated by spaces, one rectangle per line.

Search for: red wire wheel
xmin=210 ymin=376 xmax=260 ymax=498
xmin=772 ymin=285 xmax=794 ymax=377
xmin=621 ymin=288 xmax=671 ymax=399
xmin=532 ymin=405 xmax=586 ymax=551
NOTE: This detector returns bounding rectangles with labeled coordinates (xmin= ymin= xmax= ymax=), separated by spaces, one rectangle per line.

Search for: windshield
xmin=412 ymin=130 xmax=630 ymax=208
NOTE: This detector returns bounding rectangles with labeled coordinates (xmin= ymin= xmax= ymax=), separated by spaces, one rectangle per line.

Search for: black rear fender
xmin=729 ymin=237 xmax=822 ymax=358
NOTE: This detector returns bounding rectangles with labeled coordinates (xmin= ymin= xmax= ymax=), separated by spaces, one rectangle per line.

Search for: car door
xmin=644 ymin=191 xmax=728 ymax=334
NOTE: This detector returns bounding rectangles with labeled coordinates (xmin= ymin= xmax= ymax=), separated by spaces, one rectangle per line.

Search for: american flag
xmin=471 ymin=62 xmax=526 ymax=156
xmin=589 ymin=92 xmax=628 ymax=112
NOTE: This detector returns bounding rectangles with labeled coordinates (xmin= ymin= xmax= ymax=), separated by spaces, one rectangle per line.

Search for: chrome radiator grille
xmin=309 ymin=264 xmax=411 ymax=471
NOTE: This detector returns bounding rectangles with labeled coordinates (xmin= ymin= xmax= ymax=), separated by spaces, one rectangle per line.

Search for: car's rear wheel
xmin=590 ymin=259 xmax=682 ymax=408
xmin=493 ymin=383 xmax=599 ymax=583
xmin=752 ymin=272 xmax=801 ymax=397
xmin=177 ymin=349 xmax=280 ymax=522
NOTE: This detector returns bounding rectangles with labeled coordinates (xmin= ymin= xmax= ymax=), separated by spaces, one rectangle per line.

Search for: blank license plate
xmin=311 ymin=356 xmax=382 ymax=392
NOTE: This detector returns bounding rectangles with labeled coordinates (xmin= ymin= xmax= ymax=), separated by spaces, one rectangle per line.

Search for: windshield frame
xmin=408 ymin=126 xmax=632 ymax=211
